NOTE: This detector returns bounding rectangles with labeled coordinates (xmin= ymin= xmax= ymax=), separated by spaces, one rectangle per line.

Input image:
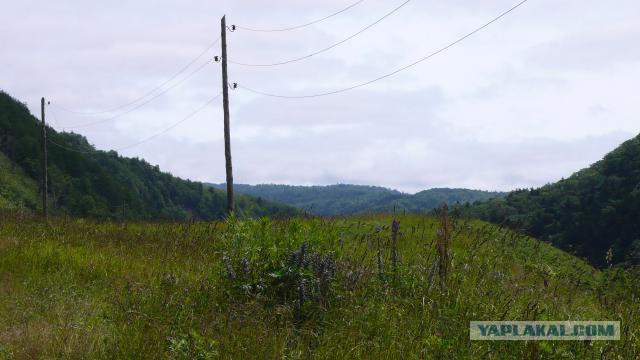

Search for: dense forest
xmin=209 ymin=183 xmax=505 ymax=216
xmin=464 ymin=134 xmax=640 ymax=267
xmin=0 ymin=91 xmax=296 ymax=220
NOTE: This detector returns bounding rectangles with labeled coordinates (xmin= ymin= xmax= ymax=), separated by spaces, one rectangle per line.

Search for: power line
xmin=52 ymin=37 xmax=221 ymax=115
xmin=48 ymin=92 xmax=222 ymax=154
xmin=47 ymin=102 xmax=63 ymax=128
xmin=230 ymin=0 xmax=411 ymax=67
xmin=238 ymin=0 xmax=529 ymax=98
xmin=117 ymin=92 xmax=221 ymax=151
xmin=58 ymin=60 xmax=214 ymax=130
xmin=235 ymin=0 xmax=367 ymax=32
xmin=47 ymin=138 xmax=96 ymax=155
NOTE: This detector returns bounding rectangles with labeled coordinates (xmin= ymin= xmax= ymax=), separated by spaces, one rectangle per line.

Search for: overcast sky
xmin=2 ymin=0 xmax=639 ymax=193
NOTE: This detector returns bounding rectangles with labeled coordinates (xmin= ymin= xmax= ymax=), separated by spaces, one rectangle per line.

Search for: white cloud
xmin=1 ymin=0 xmax=638 ymax=193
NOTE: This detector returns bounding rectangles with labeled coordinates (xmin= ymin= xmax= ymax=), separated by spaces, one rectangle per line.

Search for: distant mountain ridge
xmin=208 ymin=183 xmax=506 ymax=216
xmin=0 ymin=91 xmax=296 ymax=220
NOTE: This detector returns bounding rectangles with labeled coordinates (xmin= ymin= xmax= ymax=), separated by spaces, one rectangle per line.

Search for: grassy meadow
xmin=0 ymin=211 xmax=638 ymax=359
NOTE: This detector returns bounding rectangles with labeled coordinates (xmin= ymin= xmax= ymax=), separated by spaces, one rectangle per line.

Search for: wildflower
xmin=298 ymin=280 xmax=307 ymax=307
xmin=222 ymin=255 xmax=236 ymax=280
xmin=240 ymin=257 xmax=250 ymax=275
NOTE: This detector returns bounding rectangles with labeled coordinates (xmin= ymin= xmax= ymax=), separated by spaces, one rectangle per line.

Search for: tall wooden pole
xmin=221 ymin=15 xmax=235 ymax=214
xmin=41 ymin=97 xmax=48 ymax=218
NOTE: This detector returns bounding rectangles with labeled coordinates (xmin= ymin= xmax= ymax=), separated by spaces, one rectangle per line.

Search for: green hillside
xmin=0 ymin=213 xmax=637 ymax=358
xmin=0 ymin=91 xmax=295 ymax=220
xmin=0 ymin=152 xmax=40 ymax=210
xmin=209 ymin=183 xmax=505 ymax=216
xmin=465 ymin=134 xmax=640 ymax=267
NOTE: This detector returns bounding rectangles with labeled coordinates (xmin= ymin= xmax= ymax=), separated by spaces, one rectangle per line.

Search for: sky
xmin=2 ymin=0 xmax=639 ymax=193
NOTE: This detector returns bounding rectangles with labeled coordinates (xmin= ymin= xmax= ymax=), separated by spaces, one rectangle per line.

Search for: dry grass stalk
xmin=436 ymin=204 xmax=451 ymax=285
xmin=391 ymin=219 xmax=400 ymax=276
xmin=377 ymin=228 xmax=384 ymax=280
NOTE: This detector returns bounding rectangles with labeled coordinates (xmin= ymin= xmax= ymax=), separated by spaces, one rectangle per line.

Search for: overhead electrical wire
xmin=45 ymin=0 xmax=530 ymax=156
xmin=48 ymin=92 xmax=222 ymax=154
xmin=117 ymin=92 xmax=221 ymax=151
xmin=235 ymin=0 xmax=367 ymax=32
xmin=47 ymin=138 xmax=97 ymax=155
xmin=238 ymin=0 xmax=529 ymax=99
xmin=52 ymin=37 xmax=221 ymax=115
xmin=60 ymin=60 xmax=214 ymax=130
xmin=230 ymin=0 xmax=411 ymax=67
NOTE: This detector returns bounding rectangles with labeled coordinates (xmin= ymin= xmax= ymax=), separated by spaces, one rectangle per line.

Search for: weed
xmin=0 ymin=213 xmax=638 ymax=358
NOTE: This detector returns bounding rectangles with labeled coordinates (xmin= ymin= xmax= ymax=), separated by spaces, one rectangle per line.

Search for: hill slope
xmin=209 ymin=183 xmax=505 ymax=216
xmin=0 ymin=151 xmax=40 ymax=210
xmin=0 ymin=91 xmax=295 ymax=220
xmin=466 ymin=133 xmax=640 ymax=266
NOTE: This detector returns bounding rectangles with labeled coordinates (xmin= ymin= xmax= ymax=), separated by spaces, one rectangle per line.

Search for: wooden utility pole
xmin=221 ymin=15 xmax=235 ymax=214
xmin=41 ymin=97 xmax=48 ymax=218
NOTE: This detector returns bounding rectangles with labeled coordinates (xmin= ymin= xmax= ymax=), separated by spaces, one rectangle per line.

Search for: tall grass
xmin=0 ymin=211 xmax=638 ymax=359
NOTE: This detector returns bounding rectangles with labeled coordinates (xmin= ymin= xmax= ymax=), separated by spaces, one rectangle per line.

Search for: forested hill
xmin=465 ymin=133 xmax=640 ymax=267
xmin=0 ymin=91 xmax=296 ymax=220
xmin=208 ymin=183 xmax=505 ymax=216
